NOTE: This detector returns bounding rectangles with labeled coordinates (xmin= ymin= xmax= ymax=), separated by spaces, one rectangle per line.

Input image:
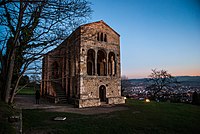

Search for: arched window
xmin=108 ymin=52 xmax=116 ymax=76
xmin=97 ymin=32 xmax=100 ymax=41
xmin=87 ymin=49 xmax=95 ymax=75
xmin=97 ymin=50 xmax=107 ymax=76
xmin=104 ymin=34 xmax=107 ymax=42
xmin=100 ymin=33 xmax=104 ymax=41
xmin=99 ymin=85 xmax=106 ymax=102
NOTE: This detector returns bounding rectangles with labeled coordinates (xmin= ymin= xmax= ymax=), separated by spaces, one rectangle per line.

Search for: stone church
xmin=41 ymin=20 xmax=125 ymax=108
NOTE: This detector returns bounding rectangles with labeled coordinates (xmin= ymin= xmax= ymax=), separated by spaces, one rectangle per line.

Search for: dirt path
xmin=14 ymin=95 xmax=128 ymax=115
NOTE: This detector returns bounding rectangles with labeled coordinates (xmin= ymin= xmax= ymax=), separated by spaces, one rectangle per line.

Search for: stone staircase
xmin=51 ymin=82 xmax=67 ymax=104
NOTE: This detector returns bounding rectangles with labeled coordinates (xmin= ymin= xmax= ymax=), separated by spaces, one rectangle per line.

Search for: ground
xmin=14 ymin=95 xmax=128 ymax=115
xmin=12 ymin=95 xmax=200 ymax=134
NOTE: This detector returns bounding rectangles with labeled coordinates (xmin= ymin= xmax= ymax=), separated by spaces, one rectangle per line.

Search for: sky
xmin=89 ymin=0 xmax=200 ymax=78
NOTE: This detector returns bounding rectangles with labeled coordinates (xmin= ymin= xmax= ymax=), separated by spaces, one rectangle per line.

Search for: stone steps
xmin=51 ymin=82 xmax=68 ymax=104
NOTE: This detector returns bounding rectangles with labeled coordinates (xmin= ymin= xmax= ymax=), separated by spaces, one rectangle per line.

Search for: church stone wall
xmin=41 ymin=20 xmax=125 ymax=108
xmin=81 ymin=77 xmax=121 ymax=99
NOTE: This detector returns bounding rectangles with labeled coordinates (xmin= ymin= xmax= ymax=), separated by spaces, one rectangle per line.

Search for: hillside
xmin=176 ymin=76 xmax=200 ymax=86
xmin=129 ymin=76 xmax=200 ymax=86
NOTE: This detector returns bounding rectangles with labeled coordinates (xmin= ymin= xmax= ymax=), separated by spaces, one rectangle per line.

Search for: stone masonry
xmin=41 ymin=20 xmax=125 ymax=108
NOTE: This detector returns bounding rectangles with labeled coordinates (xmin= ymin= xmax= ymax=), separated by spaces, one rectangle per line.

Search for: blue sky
xmin=89 ymin=0 xmax=200 ymax=78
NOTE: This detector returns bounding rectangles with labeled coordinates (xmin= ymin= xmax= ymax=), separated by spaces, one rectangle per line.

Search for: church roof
xmin=80 ymin=20 xmax=120 ymax=36
xmin=44 ymin=20 xmax=119 ymax=55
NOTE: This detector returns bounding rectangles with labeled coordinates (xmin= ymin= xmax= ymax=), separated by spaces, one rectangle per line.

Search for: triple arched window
xmin=87 ymin=49 xmax=116 ymax=76
xmin=97 ymin=32 xmax=107 ymax=42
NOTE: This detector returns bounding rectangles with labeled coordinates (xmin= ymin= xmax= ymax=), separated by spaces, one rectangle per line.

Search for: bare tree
xmin=0 ymin=0 xmax=92 ymax=103
xmin=146 ymin=69 xmax=178 ymax=100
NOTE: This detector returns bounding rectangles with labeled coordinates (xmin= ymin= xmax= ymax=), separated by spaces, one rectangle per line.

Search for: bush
xmin=192 ymin=91 xmax=200 ymax=105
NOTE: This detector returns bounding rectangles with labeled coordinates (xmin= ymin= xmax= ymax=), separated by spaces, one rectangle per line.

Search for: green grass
xmin=0 ymin=101 xmax=19 ymax=134
xmin=17 ymin=87 xmax=37 ymax=95
xmin=23 ymin=99 xmax=200 ymax=134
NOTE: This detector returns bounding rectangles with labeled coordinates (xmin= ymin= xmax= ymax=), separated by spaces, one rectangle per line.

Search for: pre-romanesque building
xmin=41 ymin=20 xmax=125 ymax=108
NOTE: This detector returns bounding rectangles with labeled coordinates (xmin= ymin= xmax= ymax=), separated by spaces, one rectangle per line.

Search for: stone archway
xmin=97 ymin=50 xmax=107 ymax=76
xmin=87 ymin=49 xmax=95 ymax=75
xmin=99 ymin=85 xmax=106 ymax=102
xmin=108 ymin=52 xmax=116 ymax=76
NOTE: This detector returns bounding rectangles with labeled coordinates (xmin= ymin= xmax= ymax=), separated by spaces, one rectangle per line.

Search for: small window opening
xmin=97 ymin=32 xmax=100 ymax=41
xmin=100 ymin=33 xmax=103 ymax=41
xmin=104 ymin=34 xmax=107 ymax=42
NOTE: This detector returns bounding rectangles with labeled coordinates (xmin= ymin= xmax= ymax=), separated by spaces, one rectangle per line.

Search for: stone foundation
xmin=75 ymin=98 xmax=100 ymax=108
xmin=75 ymin=97 xmax=125 ymax=108
xmin=107 ymin=97 xmax=126 ymax=104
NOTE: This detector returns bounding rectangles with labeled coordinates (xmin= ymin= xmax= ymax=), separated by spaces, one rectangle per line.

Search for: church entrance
xmin=99 ymin=85 xmax=106 ymax=102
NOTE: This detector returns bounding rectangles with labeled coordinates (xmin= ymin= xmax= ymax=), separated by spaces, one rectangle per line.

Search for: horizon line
xmin=127 ymin=75 xmax=200 ymax=79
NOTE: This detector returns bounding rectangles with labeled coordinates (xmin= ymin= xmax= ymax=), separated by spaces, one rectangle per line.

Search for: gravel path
xmin=14 ymin=95 xmax=128 ymax=115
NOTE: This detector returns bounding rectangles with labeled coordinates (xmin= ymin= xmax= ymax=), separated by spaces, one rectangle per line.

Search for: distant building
xmin=41 ymin=20 xmax=125 ymax=108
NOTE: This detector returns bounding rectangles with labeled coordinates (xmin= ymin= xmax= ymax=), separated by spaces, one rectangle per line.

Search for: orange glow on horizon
xmin=124 ymin=69 xmax=200 ymax=79
xmin=170 ymin=68 xmax=200 ymax=77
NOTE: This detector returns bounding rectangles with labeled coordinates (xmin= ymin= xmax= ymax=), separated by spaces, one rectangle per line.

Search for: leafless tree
xmin=0 ymin=0 xmax=92 ymax=103
xmin=146 ymin=69 xmax=179 ymax=100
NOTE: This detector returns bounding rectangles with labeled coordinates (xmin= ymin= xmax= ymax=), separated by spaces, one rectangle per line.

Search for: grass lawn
xmin=23 ymin=99 xmax=200 ymax=134
xmin=0 ymin=101 xmax=19 ymax=134
xmin=17 ymin=87 xmax=37 ymax=95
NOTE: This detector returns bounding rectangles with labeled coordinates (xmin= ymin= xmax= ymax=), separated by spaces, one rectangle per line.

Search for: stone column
xmin=111 ymin=56 xmax=115 ymax=76
xmin=115 ymin=53 xmax=118 ymax=77
xmin=95 ymin=49 xmax=98 ymax=75
xmin=106 ymin=51 xmax=109 ymax=76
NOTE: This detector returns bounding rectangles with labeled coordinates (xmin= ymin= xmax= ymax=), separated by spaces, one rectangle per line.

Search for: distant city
xmin=122 ymin=76 xmax=200 ymax=103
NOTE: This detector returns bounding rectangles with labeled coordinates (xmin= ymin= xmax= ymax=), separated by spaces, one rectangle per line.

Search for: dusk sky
xmin=89 ymin=0 xmax=200 ymax=78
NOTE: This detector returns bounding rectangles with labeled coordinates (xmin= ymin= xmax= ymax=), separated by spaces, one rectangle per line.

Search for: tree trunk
xmin=9 ymin=74 xmax=23 ymax=103
xmin=2 ymin=1 xmax=24 ymax=103
xmin=2 ymin=38 xmax=19 ymax=103
xmin=3 ymin=49 xmax=16 ymax=103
